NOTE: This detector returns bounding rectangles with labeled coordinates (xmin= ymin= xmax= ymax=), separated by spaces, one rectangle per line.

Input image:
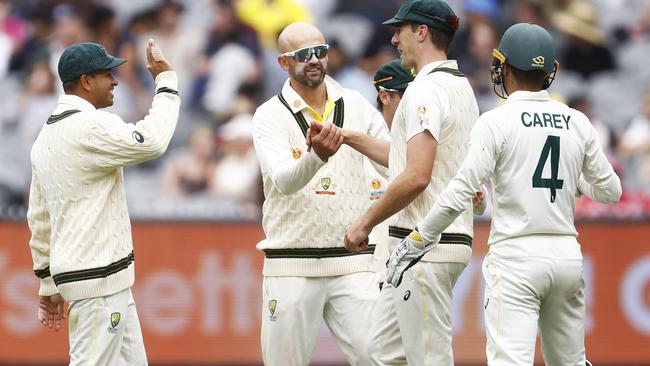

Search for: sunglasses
xmin=281 ymin=44 xmax=329 ymax=63
xmin=378 ymin=85 xmax=406 ymax=97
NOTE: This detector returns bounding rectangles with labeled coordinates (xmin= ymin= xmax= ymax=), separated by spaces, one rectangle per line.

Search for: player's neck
xmin=294 ymin=82 xmax=327 ymax=112
xmin=414 ymin=48 xmax=448 ymax=75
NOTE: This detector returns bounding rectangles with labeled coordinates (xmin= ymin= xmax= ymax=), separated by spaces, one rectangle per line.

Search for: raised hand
xmin=145 ymin=38 xmax=173 ymax=79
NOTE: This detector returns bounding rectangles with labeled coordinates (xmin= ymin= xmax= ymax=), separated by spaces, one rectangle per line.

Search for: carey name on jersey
xmin=520 ymin=112 xmax=570 ymax=130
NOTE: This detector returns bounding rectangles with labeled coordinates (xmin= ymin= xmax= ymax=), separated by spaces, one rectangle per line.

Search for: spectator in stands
xmin=619 ymin=86 xmax=650 ymax=193
xmin=568 ymin=95 xmax=616 ymax=157
xmin=200 ymin=0 xmax=262 ymax=119
xmin=162 ymin=125 xmax=217 ymax=198
xmin=4 ymin=62 xmax=58 ymax=141
xmin=552 ymin=0 xmax=616 ymax=79
xmin=211 ymin=114 xmax=260 ymax=205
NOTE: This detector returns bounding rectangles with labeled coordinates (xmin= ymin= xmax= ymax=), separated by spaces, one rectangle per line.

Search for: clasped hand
xmin=305 ymin=121 xmax=343 ymax=161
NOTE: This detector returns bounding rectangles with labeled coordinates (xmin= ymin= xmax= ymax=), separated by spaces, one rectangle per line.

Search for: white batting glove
xmin=386 ymin=228 xmax=439 ymax=287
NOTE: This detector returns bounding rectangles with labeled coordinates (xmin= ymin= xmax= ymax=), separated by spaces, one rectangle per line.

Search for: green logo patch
xmin=320 ymin=177 xmax=331 ymax=190
xmin=132 ymin=131 xmax=144 ymax=143
xmin=110 ymin=312 xmax=121 ymax=328
xmin=268 ymin=300 xmax=278 ymax=321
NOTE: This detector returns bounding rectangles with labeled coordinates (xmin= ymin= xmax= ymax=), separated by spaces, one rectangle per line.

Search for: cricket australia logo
xmin=269 ymin=300 xmax=278 ymax=321
xmin=314 ymin=177 xmax=336 ymax=195
xmin=532 ymin=56 xmax=545 ymax=68
xmin=108 ymin=312 xmax=121 ymax=334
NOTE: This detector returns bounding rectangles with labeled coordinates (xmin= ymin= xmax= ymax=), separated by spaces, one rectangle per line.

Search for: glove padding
xmin=385 ymin=229 xmax=439 ymax=287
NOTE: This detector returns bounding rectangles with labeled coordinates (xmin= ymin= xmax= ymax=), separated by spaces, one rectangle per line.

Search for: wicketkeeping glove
xmin=385 ymin=228 xmax=439 ymax=287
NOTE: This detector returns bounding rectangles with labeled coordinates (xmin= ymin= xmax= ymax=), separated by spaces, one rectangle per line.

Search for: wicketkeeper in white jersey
xmin=28 ymin=41 xmax=179 ymax=365
xmin=252 ymin=22 xmax=390 ymax=365
xmin=389 ymin=23 xmax=622 ymax=365
xmin=344 ymin=1 xmax=481 ymax=364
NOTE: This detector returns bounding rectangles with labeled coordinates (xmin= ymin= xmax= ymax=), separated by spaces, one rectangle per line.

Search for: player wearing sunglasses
xmin=252 ymin=22 xmax=390 ymax=365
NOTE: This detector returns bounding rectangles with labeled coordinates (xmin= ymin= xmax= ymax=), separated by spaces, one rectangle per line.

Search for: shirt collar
xmin=55 ymin=94 xmax=97 ymax=113
xmin=415 ymin=59 xmax=458 ymax=80
xmin=505 ymin=90 xmax=551 ymax=103
xmin=280 ymin=75 xmax=343 ymax=113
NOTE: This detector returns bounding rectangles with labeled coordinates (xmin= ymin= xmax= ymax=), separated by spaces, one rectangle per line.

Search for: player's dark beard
xmin=294 ymin=61 xmax=326 ymax=87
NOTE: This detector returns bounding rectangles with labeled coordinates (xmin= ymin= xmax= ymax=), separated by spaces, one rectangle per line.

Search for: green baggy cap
xmin=58 ymin=42 xmax=126 ymax=82
xmin=383 ymin=0 xmax=459 ymax=34
xmin=374 ymin=59 xmax=415 ymax=91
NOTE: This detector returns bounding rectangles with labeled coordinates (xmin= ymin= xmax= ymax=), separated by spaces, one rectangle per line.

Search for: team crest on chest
xmin=314 ymin=177 xmax=336 ymax=195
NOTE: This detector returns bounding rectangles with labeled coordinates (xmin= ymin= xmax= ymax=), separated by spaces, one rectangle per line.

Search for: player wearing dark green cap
xmin=28 ymin=40 xmax=179 ymax=365
xmin=343 ymin=0 xmax=480 ymax=365
xmin=373 ymin=59 xmax=414 ymax=129
xmin=405 ymin=22 xmax=620 ymax=366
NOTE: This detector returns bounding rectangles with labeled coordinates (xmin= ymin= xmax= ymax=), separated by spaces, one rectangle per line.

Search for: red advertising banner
xmin=1 ymin=221 xmax=649 ymax=364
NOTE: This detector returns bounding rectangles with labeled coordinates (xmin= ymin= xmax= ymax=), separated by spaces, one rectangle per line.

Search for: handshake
xmin=305 ymin=122 xmax=344 ymax=162
xmin=386 ymin=228 xmax=440 ymax=287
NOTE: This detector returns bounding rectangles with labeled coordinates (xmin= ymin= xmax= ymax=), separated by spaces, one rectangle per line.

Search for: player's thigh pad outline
xmin=392 ymin=261 xmax=466 ymax=366
xmin=367 ymin=284 xmax=407 ymax=366
xmin=323 ymin=271 xmax=380 ymax=366
xmin=538 ymin=259 xmax=585 ymax=366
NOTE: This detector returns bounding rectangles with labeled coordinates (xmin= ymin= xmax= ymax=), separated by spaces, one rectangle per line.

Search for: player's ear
xmin=379 ymin=90 xmax=390 ymax=106
xmin=277 ymin=56 xmax=289 ymax=72
xmin=79 ymin=74 xmax=93 ymax=92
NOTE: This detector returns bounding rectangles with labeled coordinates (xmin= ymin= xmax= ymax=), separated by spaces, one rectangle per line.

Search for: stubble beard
xmin=294 ymin=61 xmax=326 ymax=88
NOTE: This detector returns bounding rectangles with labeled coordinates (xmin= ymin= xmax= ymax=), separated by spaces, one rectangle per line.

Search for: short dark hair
xmin=508 ymin=64 xmax=547 ymax=90
xmin=411 ymin=23 xmax=453 ymax=52
xmin=376 ymin=95 xmax=384 ymax=112
xmin=62 ymin=78 xmax=80 ymax=94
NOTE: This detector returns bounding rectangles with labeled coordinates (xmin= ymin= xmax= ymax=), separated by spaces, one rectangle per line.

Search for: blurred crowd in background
xmin=0 ymin=0 xmax=649 ymax=221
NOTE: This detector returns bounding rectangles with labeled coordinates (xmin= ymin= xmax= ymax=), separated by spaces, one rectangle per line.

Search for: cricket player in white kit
xmin=387 ymin=23 xmax=622 ymax=366
xmin=344 ymin=1 xmax=480 ymax=364
xmin=252 ymin=22 xmax=389 ymax=365
xmin=28 ymin=41 xmax=179 ymax=365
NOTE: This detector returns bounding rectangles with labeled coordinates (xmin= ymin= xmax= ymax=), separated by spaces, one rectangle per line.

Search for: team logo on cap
xmin=532 ymin=56 xmax=545 ymax=68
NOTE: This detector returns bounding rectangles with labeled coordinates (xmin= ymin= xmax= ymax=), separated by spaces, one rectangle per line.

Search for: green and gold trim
xmin=34 ymin=267 xmax=51 ymax=278
xmin=429 ymin=67 xmax=465 ymax=77
xmin=52 ymin=251 xmax=134 ymax=285
xmin=389 ymin=226 xmax=472 ymax=247
xmin=264 ymin=245 xmax=375 ymax=259
xmin=277 ymin=93 xmax=345 ymax=137
xmin=46 ymin=109 xmax=81 ymax=125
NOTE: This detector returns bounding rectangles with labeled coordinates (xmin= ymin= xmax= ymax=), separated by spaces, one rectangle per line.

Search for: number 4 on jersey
xmin=532 ymin=135 xmax=564 ymax=203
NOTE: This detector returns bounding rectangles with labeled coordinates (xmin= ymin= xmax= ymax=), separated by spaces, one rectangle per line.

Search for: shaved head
xmin=278 ymin=22 xmax=326 ymax=53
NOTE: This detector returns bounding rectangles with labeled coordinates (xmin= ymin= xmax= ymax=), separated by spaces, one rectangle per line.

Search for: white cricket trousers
xmin=261 ymin=272 xmax=379 ymax=366
xmin=368 ymin=261 xmax=466 ymax=366
xmin=67 ymin=288 xmax=147 ymax=366
xmin=482 ymin=253 xmax=586 ymax=366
